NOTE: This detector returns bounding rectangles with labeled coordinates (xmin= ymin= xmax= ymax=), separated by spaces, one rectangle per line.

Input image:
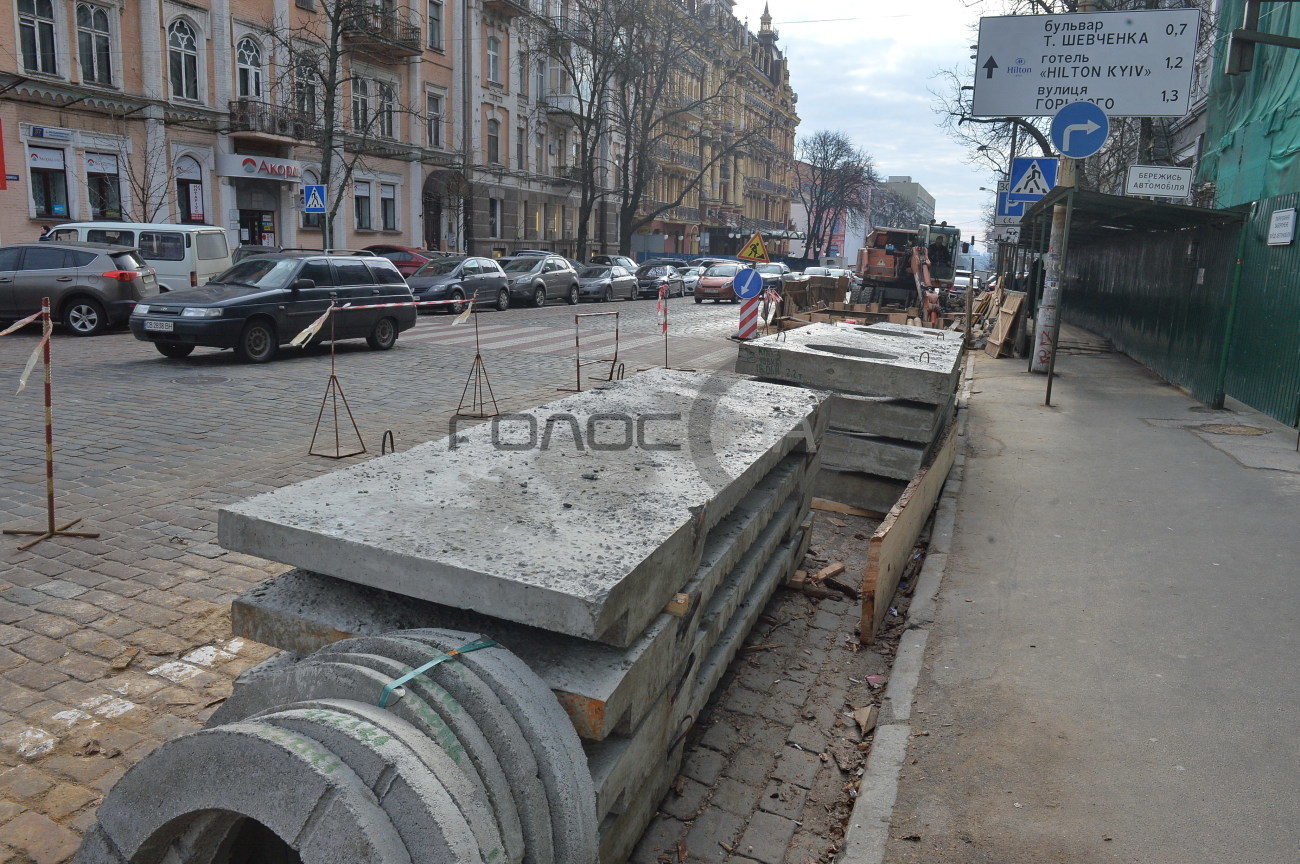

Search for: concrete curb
xmin=836 ymin=352 xmax=976 ymax=863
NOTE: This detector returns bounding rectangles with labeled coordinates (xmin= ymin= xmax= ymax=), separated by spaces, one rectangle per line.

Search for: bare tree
xmin=115 ymin=120 xmax=172 ymax=222
xmin=794 ymin=130 xmax=875 ymax=265
xmin=610 ymin=0 xmax=778 ymax=255
xmin=868 ymin=184 xmax=928 ymax=232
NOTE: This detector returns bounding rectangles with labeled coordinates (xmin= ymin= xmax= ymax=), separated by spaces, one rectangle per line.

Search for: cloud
xmin=732 ymin=0 xmax=998 ymax=239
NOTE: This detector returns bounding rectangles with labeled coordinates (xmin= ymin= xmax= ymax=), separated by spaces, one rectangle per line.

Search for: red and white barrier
xmin=737 ymin=296 xmax=760 ymax=339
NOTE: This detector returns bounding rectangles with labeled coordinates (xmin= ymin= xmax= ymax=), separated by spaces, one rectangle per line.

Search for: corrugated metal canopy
xmin=1020 ymin=188 xmax=1248 ymax=245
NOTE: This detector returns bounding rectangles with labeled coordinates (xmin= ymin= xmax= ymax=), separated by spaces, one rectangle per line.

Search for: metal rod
xmin=1044 ymin=188 xmax=1075 ymax=406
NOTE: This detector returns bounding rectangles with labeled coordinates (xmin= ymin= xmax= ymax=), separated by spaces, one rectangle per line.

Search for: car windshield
xmin=211 ymin=258 xmax=298 ymax=289
xmin=638 ymin=266 xmax=670 ymax=277
xmin=757 ymin=264 xmax=784 ymax=274
xmin=704 ymin=264 xmax=740 ymax=277
xmin=580 ymin=266 xmax=611 ymax=278
xmin=681 ymin=267 xmax=703 ymax=277
xmin=414 ymin=258 xmax=463 ymax=277
xmin=502 ymin=258 xmax=542 ymax=273
xmin=804 ymin=267 xmax=831 ymax=275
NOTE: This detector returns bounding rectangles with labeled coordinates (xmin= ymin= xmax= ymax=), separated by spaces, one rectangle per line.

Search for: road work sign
xmin=1008 ymin=157 xmax=1058 ymax=202
xmin=972 ymin=8 xmax=1200 ymax=118
xmin=736 ymin=232 xmax=769 ymax=262
xmin=1125 ymin=165 xmax=1193 ymax=198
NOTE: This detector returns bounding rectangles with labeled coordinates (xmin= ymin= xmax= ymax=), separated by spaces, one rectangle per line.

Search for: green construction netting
xmin=1199 ymin=0 xmax=1300 ymax=206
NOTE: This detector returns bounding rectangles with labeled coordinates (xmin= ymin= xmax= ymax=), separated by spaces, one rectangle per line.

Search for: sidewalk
xmin=851 ymin=327 xmax=1300 ymax=864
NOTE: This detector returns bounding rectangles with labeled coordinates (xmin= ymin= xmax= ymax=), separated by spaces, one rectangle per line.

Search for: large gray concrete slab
xmin=735 ymin=323 xmax=963 ymax=404
xmin=218 ymin=368 xmax=827 ymax=647
xmin=811 ymin=467 xmax=908 ymax=514
xmin=821 ymin=430 xmax=927 ymax=481
xmin=228 ymin=449 xmax=815 ymax=741
xmin=879 ymin=346 xmax=1300 ymax=864
xmin=826 ymin=392 xmax=954 ymax=442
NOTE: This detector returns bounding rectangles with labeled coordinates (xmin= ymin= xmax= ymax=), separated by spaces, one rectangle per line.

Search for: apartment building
xmin=0 ymin=0 xmax=793 ymax=257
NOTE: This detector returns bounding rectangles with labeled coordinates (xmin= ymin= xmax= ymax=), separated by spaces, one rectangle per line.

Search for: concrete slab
xmin=811 ymin=467 xmax=908 ymax=514
xmin=83 ymin=722 xmax=409 ymax=864
xmin=254 ymin=701 xmax=495 ymax=863
xmin=826 ymin=392 xmax=954 ymax=442
xmin=229 ymin=450 xmax=816 ymax=741
xmin=315 ymin=638 xmax=554 ymax=864
xmin=218 ymin=368 xmax=828 ymax=647
xmin=210 ymin=656 xmax=525 ymax=864
xmin=820 ymin=430 xmax=927 ymax=481
xmin=735 ymin=323 xmax=962 ymax=404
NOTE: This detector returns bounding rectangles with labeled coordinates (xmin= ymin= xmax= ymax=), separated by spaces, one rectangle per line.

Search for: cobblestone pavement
xmin=0 ymin=295 xmax=889 ymax=863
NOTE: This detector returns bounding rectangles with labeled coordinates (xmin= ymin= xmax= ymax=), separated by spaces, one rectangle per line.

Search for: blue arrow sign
xmin=303 ymin=184 xmax=327 ymax=214
xmin=733 ymin=268 xmax=764 ymax=300
xmin=1007 ymin=157 xmax=1058 ymax=202
xmin=1051 ymin=102 xmax=1110 ymax=159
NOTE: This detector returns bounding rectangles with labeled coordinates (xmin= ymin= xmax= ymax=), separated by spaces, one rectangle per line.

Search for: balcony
xmin=483 ymin=0 xmax=530 ymax=17
xmin=341 ymin=3 xmax=422 ymax=59
xmin=553 ymin=164 xmax=585 ymax=182
xmin=228 ymin=100 xmax=319 ymax=142
xmin=542 ymin=92 xmax=583 ymax=118
xmin=745 ymin=176 xmax=783 ymax=195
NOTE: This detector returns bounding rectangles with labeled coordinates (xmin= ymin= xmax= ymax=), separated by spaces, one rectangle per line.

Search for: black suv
xmin=129 ymin=251 xmax=417 ymax=362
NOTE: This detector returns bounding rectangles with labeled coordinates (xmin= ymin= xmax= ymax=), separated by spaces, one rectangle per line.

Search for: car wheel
xmin=64 ymin=297 xmax=107 ymax=336
xmin=449 ymin=289 xmax=466 ymax=315
xmin=532 ymin=286 xmax=547 ymax=308
xmin=567 ymin=284 xmax=579 ymax=305
xmin=495 ymin=288 xmax=510 ymax=312
xmin=730 ymin=296 xmax=739 ymax=304
xmin=366 ymin=316 xmax=398 ymax=351
xmin=604 ymin=286 xmax=614 ymax=303
xmin=695 ymin=296 xmax=703 ymax=304
xmin=235 ymin=319 xmax=277 ymax=363
xmin=155 ymin=342 xmax=194 ymax=359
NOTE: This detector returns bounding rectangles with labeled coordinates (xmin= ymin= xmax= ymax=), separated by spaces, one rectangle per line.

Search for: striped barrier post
xmin=737 ymin=295 xmax=760 ymax=339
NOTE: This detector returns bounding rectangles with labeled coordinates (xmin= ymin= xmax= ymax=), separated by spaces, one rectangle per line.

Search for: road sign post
xmin=972 ymin=8 xmax=1200 ymax=118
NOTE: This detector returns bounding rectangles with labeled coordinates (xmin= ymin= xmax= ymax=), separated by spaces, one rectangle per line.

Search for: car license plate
xmin=145 ymin=320 xmax=173 ymax=333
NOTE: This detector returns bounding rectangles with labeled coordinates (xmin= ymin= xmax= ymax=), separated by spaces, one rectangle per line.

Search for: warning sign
xmin=736 ymin=232 xmax=769 ymax=262
xmin=1007 ymin=158 xmax=1058 ymax=202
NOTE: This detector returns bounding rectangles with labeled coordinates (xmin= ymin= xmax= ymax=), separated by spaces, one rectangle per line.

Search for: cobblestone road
xmin=0 ymin=294 xmax=882 ymax=864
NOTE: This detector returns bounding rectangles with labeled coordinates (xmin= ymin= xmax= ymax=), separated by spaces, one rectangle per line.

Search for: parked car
xmin=689 ymin=257 xmax=734 ymax=269
xmin=678 ymin=266 xmax=704 ymax=295
xmin=694 ymin=262 xmax=742 ymax=303
xmin=48 ymin=222 xmax=231 ymax=293
xmin=499 ymin=255 xmax=580 ymax=307
xmin=638 ymin=257 xmax=684 ymax=269
xmin=635 ymin=264 xmax=684 ymax=299
xmin=0 ymin=241 xmax=158 ymax=336
xmin=511 ymin=249 xmax=553 ymax=257
xmin=756 ymin=262 xmax=791 ymax=289
xmin=407 ymin=256 xmax=509 ymax=313
xmin=129 ymin=251 xmax=416 ymax=363
xmin=577 ymin=265 xmax=637 ymax=302
xmin=232 ymin=245 xmax=282 ymax=263
xmin=590 ymin=254 xmax=638 ymax=272
xmin=363 ymin=244 xmax=442 ymax=276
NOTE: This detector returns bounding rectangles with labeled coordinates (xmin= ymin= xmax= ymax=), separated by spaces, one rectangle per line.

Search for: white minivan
xmin=48 ymin=222 xmax=232 ymax=293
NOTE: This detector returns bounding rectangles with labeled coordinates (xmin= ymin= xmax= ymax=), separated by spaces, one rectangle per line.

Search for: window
xmin=352 ymin=78 xmax=371 ymax=131
xmin=516 ymin=127 xmax=525 ymax=169
xmin=177 ymin=156 xmax=205 ymax=223
xmin=300 ymin=169 xmax=322 ymax=229
xmin=517 ymin=53 xmax=527 ymax=96
xmin=486 ymin=118 xmax=500 ymax=164
xmin=535 ymin=58 xmax=544 ymax=97
xmin=427 ymin=0 xmax=442 ymax=49
xmin=367 ymin=260 xmax=406 ymax=284
xmin=85 ymin=153 xmax=122 ymax=220
xmin=196 ymin=233 xmax=229 ymax=259
xmin=168 ymin=20 xmax=199 ymax=100
xmin=334 ymin=259 xmax=372 ymax=286
xmin=535 ymin=132 xmax=544 ymax=173
xmin=377 ymin=82 xmax=396 ymax=139
xmin=236 ymin=37 xmax=263 ymax=99
xmin=488 ymin=198 xmax=500 ymax=238
xmin=425 ymin=93 xmax=443 ymax=148
xmin=138 ymin=232 xmax=185 ymax=261
xmin=294 ymin=60 xmax=318 ymax=116
xmin=28 ymin=147 xmax=68 ymax=218
xmin=355 ymin=181 xmax=372 ymax=229
xmin=21 ymin=246 xmax=72 ymax=270
xmin=18 ymin=0 xmax=57 ymax=75
xmin=77 ymin=4 xmax=112 ymax=85
xmin=380 ymin=183 xmax=396 ymax=231
xmin=486 ymin=36 xmax=501 ymax=84
xmin=298 ymin=260 xmax=335 ymax=285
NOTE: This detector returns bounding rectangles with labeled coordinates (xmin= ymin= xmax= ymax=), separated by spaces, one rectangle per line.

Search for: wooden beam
xmin=811 ymin=498 xmax=887 ymax=519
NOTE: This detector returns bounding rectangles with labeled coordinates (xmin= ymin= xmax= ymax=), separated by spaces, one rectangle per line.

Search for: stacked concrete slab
xmin=736 ymin=321 xmax=962 ymax=512
xmin=77 ymin=369 xmax=826 ymax=864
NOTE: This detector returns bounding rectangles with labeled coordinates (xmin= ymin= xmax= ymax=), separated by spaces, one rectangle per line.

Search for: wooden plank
xmin=860 ymin=423 xmax=958 ymax=643
xmin=811 ymin=498 xmax=886 ymax=519
xmin=664 ymin=593 xmax=691 ymax=617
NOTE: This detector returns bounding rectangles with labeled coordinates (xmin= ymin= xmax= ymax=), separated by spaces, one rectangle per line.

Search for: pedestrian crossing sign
xmin=736 ymin=232 xmax=769 ymax=262
xmin=1007 ymin=158 xmax=1058 ymax=202
xmin=303 ymin=184 xmax=327 ymax=214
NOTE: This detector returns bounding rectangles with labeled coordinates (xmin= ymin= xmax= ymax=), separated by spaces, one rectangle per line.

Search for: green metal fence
xmin=1224 ymin=193 xmax=1300 ymax=425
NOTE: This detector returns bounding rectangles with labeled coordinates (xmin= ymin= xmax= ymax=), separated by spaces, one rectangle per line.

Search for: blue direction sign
xmin=1050 ymin=102 xmax=1110 ymax=159
xmin=1007 ymin=157 xmax=1058 ymax=202
xmin=303 ymin=184 xmax=327 ymax=214
xmin=995 ymin=192 xmax=1028 ymax=225
xmin=733 ymin=267 xmax=764 ymax=300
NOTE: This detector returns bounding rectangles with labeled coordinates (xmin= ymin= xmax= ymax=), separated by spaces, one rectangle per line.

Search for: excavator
xmin=855 ymin=222 xmax=965 ymax=314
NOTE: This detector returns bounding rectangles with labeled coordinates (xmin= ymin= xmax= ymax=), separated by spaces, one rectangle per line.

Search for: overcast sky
xmin=731 ymin=0 xmax=994 ymax=247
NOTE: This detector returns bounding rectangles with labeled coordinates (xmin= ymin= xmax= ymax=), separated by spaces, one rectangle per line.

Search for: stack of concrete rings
xmin=74 ymin=629 xmax=598 ymax=864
